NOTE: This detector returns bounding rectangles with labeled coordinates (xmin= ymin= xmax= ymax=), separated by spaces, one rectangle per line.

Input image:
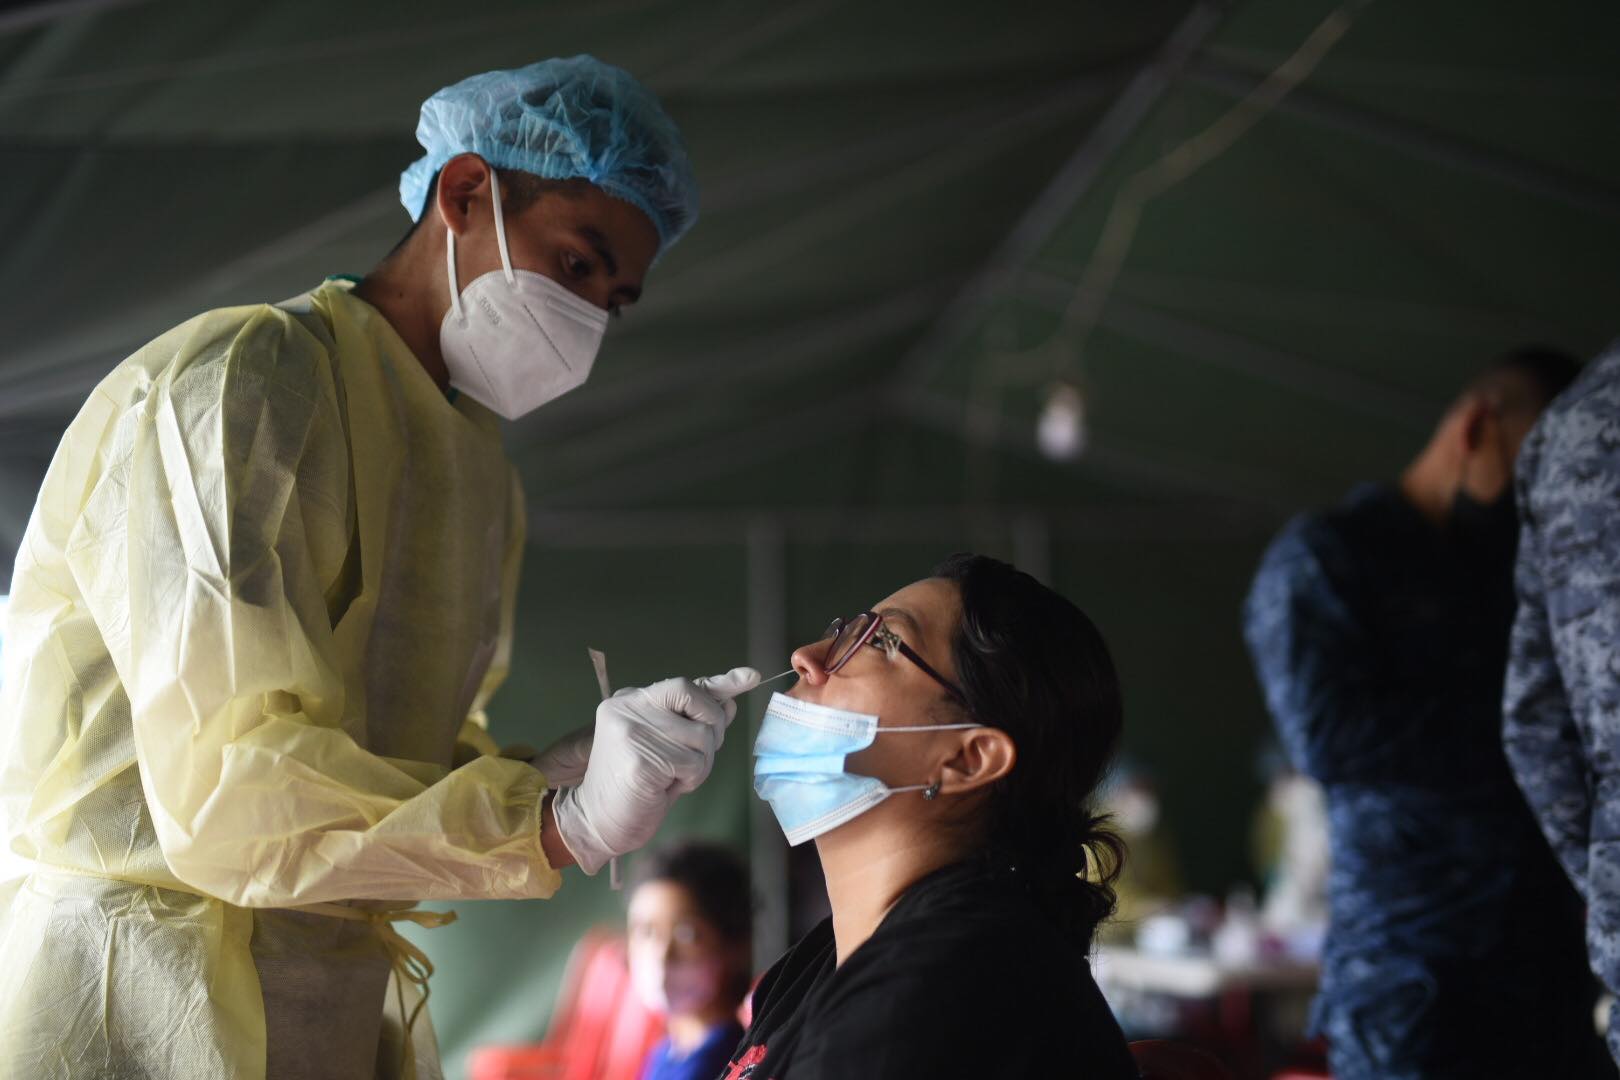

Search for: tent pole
xmin=746 ymin=517 xmax=791 ymax=968
xmin=1012 ymin=512 xmax=1054 ymax=586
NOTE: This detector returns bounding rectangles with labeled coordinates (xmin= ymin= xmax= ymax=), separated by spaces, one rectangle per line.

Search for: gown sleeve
xmin=103 ymin=305 xmax=561 ymax=907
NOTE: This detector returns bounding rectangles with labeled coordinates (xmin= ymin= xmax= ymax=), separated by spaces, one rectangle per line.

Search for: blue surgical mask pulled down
xmin=752 ymin=692 xmax=975 ymax=846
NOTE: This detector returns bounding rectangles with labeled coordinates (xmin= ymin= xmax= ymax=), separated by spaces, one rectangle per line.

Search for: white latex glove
xmin=526 ymin=725 xmax=594 ymax=789
xmin=553 ymin=667 xmax=760 ymax=874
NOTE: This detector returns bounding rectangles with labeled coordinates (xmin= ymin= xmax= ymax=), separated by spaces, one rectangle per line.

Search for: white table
xmin=1094 ymin=946 xmax=1320 ymax=997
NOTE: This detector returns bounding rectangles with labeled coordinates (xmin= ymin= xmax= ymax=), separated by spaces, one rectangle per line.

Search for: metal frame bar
xmin=745 ymin=518 xmax=790 ymax=966
xmin=0 ymin=186 xmax=401 ymax=418
xmin=699 ymin=64 xmax=1133 ymax=216
xmin=892 ymin=384 xmax=1296 ymax=513
xmin=536 ymin=384 xmax=882 ymax=506
xmin=527 ymin=501 xmax=1278 ymax=548
xmin=511 ymin=281 xmax=950 ymax=450
xmin=0 ymin=0 xmax=143 ymax=35
xmin=650 ymin=71 xmax=1128 ymax=312
xmin=648 ymin=0 xmax=846 ymax=93
xmin=197 ymin=187 xmax=400 ymax=300
xmin=889 ymin=2 xmax=1224 ymax=394
xmin=1184 ymin=55 xmax=1620 ymax=222
xmin=1018 ymin=270 xmax=1434 ymax=432
xmin=0 ymin=7 xmax=657 ymax=102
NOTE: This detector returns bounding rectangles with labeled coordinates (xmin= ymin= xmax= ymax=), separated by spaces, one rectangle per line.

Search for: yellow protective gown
xmin=0 ymin=279 xmax=562 ymax=1079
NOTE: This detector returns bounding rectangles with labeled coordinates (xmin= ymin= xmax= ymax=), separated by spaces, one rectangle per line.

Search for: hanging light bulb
xmin=1037 ymin=381 xmax=1087 ymax=461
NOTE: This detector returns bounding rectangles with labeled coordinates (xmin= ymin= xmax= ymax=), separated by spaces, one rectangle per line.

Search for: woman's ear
xmin=936 ymin=728 xmax=1016 ymax=796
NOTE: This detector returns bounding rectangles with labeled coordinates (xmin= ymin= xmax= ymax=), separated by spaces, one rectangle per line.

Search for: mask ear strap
xmin=487 ymin=168 xmax=517 ymax=285
xmin=873 ymin=723 xmax=979 ymax=733
xmin=444 ymin=228 xmax=464 ymax=322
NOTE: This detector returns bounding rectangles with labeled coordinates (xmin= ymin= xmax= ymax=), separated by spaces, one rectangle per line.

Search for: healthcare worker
xmin=0 ymin=56 xmax=759 ymax=1080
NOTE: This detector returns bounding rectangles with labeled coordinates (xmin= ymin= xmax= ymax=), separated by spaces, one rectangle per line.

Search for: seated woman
xmin=627 ymin=841 xmax=753 ymax=1080
xmin=725 ymin=553 xmax=1136 ymax=1079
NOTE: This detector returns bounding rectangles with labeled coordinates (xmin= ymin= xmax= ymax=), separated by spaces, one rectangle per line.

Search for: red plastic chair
xmin=1130 ymin=1039 xmax=1235 ymax=1080
xmin=1270 ymin=1035 xmax=1331 ymax=1079
xmin=470 ymin=931 xmax=665 ymax=1080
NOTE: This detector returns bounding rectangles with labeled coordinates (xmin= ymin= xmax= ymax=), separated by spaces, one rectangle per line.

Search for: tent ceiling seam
xmin=893 ymin=385 xmax=1296 ymax=512
xmin=1018 ymin=269 xmax=1433 ymax=431
xmin=525 ymin=503 xmax=1281 ymax=548
xmin=885 ymin=2 xmax=1224 ymax=397
xmin=1184 ymin=55 xmax=1620 ymax=222
xmin=537 ymin=385 xmax=881 ymax=506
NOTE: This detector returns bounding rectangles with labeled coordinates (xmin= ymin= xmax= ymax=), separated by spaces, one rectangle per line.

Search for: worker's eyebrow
xmin=577 ymin=226 xmax=619 ymax=277
xmin=578 ymin=224 xmax=642 ymax=304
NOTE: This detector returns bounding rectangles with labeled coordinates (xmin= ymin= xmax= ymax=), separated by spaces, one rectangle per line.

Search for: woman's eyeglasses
xmin=821 ymin=612 xmax=968 ymax=706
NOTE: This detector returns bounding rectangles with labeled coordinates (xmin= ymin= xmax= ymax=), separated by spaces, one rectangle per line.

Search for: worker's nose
xmin=578 ymin=282 xmax=617 ymax=313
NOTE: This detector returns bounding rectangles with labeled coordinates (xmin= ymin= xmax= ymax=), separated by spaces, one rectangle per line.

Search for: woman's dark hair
xmin=932 ymin=553 xmax=1125 ymax=945
xmin=630 ymin=840 xmax=755 ymax=998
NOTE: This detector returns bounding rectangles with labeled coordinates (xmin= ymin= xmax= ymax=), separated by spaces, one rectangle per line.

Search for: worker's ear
xmin=1455 ymin=394 xmax=1492 ymax=454
xmin=435 ymin=153 xmax=493 ymax=237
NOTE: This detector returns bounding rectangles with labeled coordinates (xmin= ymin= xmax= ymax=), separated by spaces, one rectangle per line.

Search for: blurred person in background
xmin=725 ymin=553 xmax=1137 ymax=1079
xmin=0 ymin=55 xmax=760 ymax=1080
xmin=1252 ymin=763 xmax=1329 ymax=949
xmin=1244 ymin=348 xmax=1609 ymax=1079
xmin=1099 ymin=763 xmax=1183 ymax=938
xmin=627 ymin=842 xmax=753 ymax=1080
xmin=1503 ymin=340 xmax=1620 ymax=1066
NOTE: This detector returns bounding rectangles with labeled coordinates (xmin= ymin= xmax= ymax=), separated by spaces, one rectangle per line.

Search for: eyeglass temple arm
xmin=892 ymin=639 xmax=969 ymax=705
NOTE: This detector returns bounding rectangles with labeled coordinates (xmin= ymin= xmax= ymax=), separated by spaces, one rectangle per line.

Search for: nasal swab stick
xmin=754 ymin=669 xmax=795 ymax=687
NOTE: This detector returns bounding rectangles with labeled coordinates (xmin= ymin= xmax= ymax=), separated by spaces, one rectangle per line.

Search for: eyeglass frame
xmin=821 ymin=611 xmax=970 ymax=708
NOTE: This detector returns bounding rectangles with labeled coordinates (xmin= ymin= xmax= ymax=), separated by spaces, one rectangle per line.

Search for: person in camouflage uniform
xmin=1504 ymin=341 xmax=1620 ymax=1067
xmin=1245 ymin=348 xmax=1611 ymax=1080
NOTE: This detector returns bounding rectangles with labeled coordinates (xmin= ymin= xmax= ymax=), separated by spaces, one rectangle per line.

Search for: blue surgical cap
xmin=400 ymin=55 xmax=698 ymax=253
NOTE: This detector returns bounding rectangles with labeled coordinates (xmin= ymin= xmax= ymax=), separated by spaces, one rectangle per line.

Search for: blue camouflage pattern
xmin=1504 ymin=343 xmax=1620 ymax=1066
xmin=1246 ymin=482 xmax=1604 ymax=1079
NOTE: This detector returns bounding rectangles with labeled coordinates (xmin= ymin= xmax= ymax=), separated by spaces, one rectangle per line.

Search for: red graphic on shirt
xmin=721 ymin=1044 xmax=769 ymax=1079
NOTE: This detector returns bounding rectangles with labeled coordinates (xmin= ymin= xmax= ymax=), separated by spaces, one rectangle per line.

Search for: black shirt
xmin=719 ymin=860 xmax=1137 ymax=1079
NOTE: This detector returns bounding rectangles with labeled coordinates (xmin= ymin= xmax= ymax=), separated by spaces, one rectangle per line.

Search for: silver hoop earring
xmin=923 ymin=780 xmax=942 ymax=801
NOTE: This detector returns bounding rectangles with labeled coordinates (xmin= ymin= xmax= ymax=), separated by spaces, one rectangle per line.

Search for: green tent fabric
xmin=2 ymin=1 xmax=1618 ymax=1075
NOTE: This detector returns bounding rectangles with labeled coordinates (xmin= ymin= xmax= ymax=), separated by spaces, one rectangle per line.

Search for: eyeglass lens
xmin=823 ymin=614 xmax=875 ymax=673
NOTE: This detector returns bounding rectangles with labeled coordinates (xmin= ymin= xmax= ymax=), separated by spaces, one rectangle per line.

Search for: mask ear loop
xmin=871 ymin=723 xmax=977 ymax=800
xmin=444 ymin=166 xmax=514 ymax=323
xmin=872 ymin=722 xmax=978 ymax=733
xmin=444 ymin=228 xmax=465 ymax=324
xmin=487 ymin=168 xmax=517 ymax=285
xmin=876 ymin=726 xmax=974 ymax=803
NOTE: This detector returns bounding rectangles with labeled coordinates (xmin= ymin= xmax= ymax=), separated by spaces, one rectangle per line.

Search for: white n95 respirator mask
xmin=439 ymin=170 xmax=609 ymax=420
